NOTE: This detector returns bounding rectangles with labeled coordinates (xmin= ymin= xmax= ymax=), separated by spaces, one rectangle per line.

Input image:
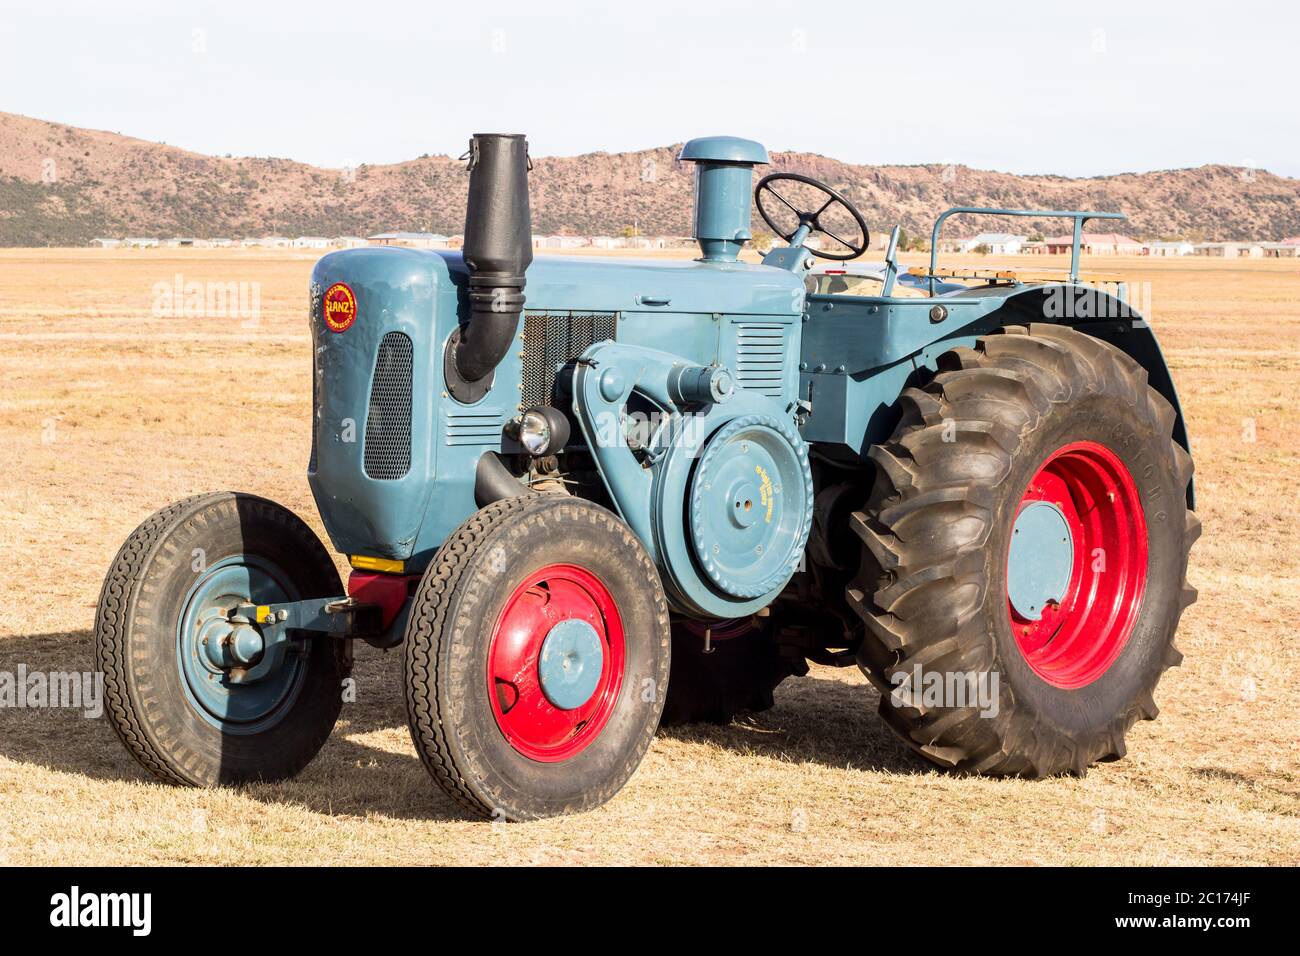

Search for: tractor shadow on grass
xmin=0 ymin=631 xmax=471 ymax=821
xmin=0 ymin=631 xmax=927 ymax=823
xmin=657 ymin=671 xmax=930 ymax=776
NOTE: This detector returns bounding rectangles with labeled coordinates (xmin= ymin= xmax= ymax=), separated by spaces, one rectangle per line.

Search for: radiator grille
xmin=734 ymin=323 xmax=788 ymax=397
xmin=521 ymin=311 xmax=616 ymax=408
xmin=363 ymin=332 xmax=413 ymax=479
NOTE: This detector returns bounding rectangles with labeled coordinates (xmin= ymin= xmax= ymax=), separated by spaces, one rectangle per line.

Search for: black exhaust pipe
xmin=444 ymin=133 xmax=533 ymax=403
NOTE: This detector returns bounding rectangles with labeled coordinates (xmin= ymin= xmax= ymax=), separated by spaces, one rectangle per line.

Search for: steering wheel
xmin=754 ymin=172 xmax=870 ymax=261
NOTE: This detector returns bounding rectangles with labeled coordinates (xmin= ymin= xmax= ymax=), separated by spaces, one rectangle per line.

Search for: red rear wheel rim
xmin=487 ymin=564 xmax=626 ymax=762
xmin=1007 ymin=441 xmax=1148 ymax=689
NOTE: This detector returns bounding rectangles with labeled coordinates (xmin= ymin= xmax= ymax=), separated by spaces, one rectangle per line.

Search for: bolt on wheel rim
xmin=487 ymin=564 xmax=626 ymax=762
xmin=1005 ymin=441 xmax=1148 ymax=689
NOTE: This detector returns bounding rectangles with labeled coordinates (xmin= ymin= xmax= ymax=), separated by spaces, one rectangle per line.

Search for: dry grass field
xmin=0 ymin=246 xmax=1296 ymax=866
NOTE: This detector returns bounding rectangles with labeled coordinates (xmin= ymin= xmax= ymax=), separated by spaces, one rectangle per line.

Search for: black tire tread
xmin=848 ymin=323 xmax=1200 ymax=777
xmin=403 ymin=494 xmax=671 ymax=819
xmin=96 ymin=493 xmax=224 ymax=786
xmin=403 ymin=496 xmax=543 ymax=817
xmin=94 ymin=492 xmax=345 ymax=787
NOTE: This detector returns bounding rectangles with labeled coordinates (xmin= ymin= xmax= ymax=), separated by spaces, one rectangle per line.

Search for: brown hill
xmin=2 ymin=111 xmax=1297 ymax=246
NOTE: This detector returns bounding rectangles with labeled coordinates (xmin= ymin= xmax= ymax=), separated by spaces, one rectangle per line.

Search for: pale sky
xmin=1 ymin=0 xmax=1295 ymax=178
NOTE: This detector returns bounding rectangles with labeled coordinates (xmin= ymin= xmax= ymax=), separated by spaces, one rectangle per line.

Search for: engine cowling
xmin=571 ymin=341 xmax=813 ymax=619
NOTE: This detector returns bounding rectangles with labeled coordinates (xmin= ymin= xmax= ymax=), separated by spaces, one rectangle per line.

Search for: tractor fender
xmin=981 ymin=284 xmax=1194 ymax=508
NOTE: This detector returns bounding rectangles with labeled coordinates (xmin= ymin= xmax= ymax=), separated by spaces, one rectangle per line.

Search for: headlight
xmin=517 ymin=406 xmax=570 ymax=457
xmin=519 ymin=410 xmax=552 ymax=455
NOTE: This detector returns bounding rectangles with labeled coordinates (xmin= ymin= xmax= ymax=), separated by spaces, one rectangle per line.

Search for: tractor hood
xmin=440 ymin=251 xmax=804 ymax=316
xmin=307 ymin=245 xmax=804 ymax=569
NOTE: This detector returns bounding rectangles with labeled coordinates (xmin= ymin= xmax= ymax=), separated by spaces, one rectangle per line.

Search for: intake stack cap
xmin=678 ymin=137 xmax=769 ymax=262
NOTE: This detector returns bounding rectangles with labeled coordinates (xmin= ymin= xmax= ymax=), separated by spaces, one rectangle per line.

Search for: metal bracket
xmin=219 ymin=596 xmax=382 ymax=684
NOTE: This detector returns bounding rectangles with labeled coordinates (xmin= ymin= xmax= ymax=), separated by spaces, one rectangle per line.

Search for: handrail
xmin=926 ymin=206 xmax=1126 ymax=294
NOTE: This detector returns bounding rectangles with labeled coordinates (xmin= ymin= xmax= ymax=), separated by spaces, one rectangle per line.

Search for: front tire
xmin=849 ymin=324 xmax=1199 ymax=776
xmin=94 ymin=493 xmax=350 ymax=786
xmin=403 ymin=495 xmax=671 ymax=820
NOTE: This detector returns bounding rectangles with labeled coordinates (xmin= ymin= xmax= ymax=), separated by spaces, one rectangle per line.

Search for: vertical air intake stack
xmin=677 ymin=137 xmax=769 ymax=262
xmin=446 ymin=133 xmax=533 ymax=403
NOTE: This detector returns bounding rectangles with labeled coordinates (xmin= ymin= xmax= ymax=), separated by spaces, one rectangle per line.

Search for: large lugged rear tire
xmin=403 ymin=495 xmax=671 ymax=820
xmin=94 ymin=493 xmax=350 ymax=786
xmin=848 ymin=324 xmax=1199 ymax=777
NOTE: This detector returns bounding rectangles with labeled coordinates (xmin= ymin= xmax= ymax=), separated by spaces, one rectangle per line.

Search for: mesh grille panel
xmin=521 ymin=311 xmax=616 ymax=408
xmin=363 ymin=332 xmax=413 ymax=479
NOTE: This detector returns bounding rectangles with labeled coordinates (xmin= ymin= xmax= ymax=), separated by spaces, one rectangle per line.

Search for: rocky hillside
xmin=2 ymin=111 xmax=1297 ymax=246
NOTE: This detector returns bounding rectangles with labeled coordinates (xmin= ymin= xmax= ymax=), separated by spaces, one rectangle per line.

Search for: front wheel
xmin=849 ymin=324 xmax=1200 ymax=776
xmin=403 ymin=495 xmax=671 ymax=820
xmin=94 ymin=493 xmax=350 ymax=786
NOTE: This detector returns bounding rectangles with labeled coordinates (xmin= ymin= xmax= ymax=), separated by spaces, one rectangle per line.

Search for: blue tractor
xmin=96 ymin=135 xmax=1198 ymax=819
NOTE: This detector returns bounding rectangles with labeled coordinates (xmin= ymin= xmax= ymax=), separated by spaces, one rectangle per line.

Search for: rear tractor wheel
xmin=849 ymin=324 xmax=1199 ymax=777
xmin=403 ymin=495 xmax=671 ymax=820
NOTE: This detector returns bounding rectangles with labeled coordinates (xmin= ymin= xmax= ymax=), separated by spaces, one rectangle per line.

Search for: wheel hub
xmin=537 ymin=619 xmax=604 ymax=710
xmin=198 ymin=616 xmax=265 ymax=670
xmin=1007 ymin=501 xmax=1073 ymax=621
xmin=177 ymin=557 xmax=305 ymax=731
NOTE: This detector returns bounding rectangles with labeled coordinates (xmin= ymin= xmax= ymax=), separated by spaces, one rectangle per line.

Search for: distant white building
xmin=368 ymin=232 xmax=450 ymax=248
xmin=123 ymin=237 xmax=160 ymax=248
xmin=589 ymin=236 xmax=625 ymax=249
xmin=293 ymin=236 xmax=330 ymax=249
xmin=242 ymin=236 xmax=292 ymax=249
xmin=627 ymin=236 xmax=669 ymax=250
xmin=534 ymin=235 xmax=588 ymax=250
xmin=1193 ymin=242 xmax=1236 ymax=257
xmin=90 ymin=238 xmax=122 ymax=249
xmin=209 ymin=238 xmax=233 ymax=248
xmin=963 ymin=233 xmax=1027 ymax=255
xmin=1047 ymin=232 xmax=1144 ymax=256
xmin=1260 ymin=241 xmax=1300 ymax=258
xmin=1146 ymin=241 xmax=1194 ymax=257
xmin=1194 ymin=241 xmax=1263 ymax=258
xmin=330 ymin=236 xmax=368 ymax=248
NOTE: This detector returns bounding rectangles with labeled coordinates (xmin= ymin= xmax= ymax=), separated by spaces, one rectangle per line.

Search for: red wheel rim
xmin=1006 ymin=441 xmax=1148 ymax=689
xmin=487 ymin=564 xmax=626 ymax=762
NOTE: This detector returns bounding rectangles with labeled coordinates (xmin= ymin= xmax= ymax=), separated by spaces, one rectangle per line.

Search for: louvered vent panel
xmin=445 ymin=409 xmax=507 ymax=446
xmin=734 ymin=323 xmax=788 ymax=397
